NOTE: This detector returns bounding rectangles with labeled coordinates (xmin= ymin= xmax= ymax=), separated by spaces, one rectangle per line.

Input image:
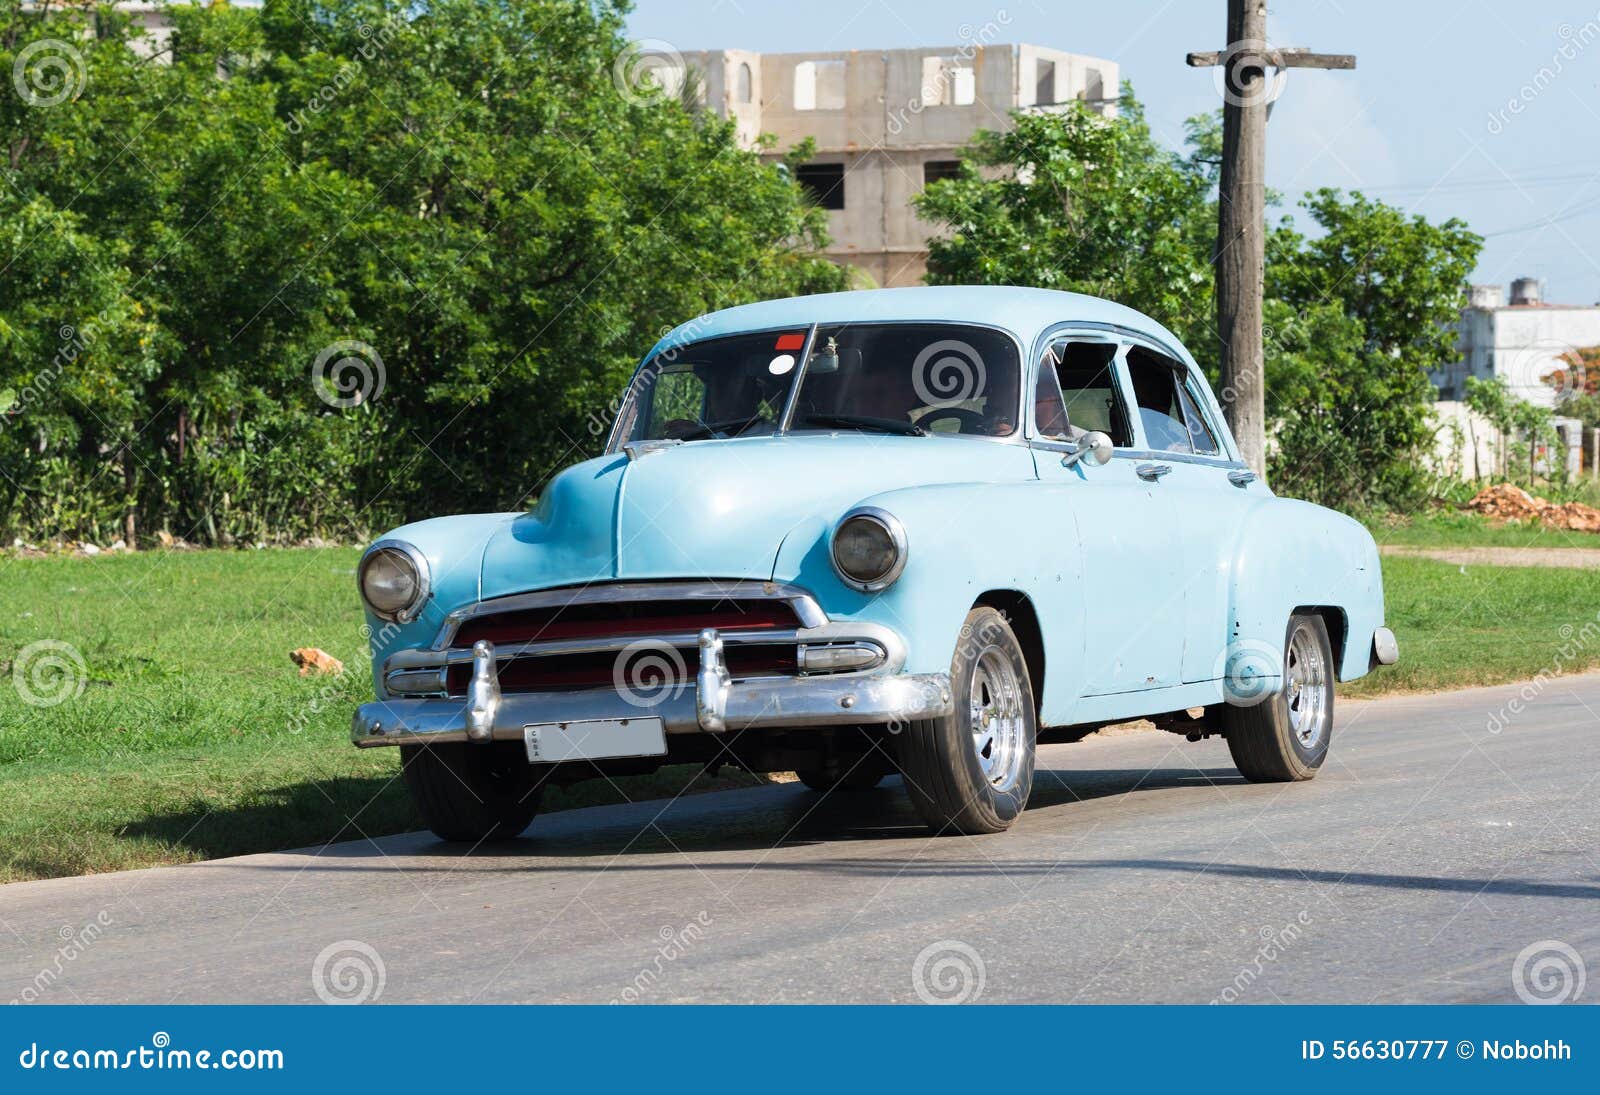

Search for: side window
xmin=1177 ymin=373 xmax=1220 ymax=455
xmin=1124 ymin=346 xmax=1193 ymax=453
xmin=1053 ymin=340 xmax=1132 ymax=446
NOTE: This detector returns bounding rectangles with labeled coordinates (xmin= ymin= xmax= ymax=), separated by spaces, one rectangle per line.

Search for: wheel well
xmin=1294 ymin=605 xmax=1347 ymax=669
xmin=973 ymin=590 xmax=1045 ymax=712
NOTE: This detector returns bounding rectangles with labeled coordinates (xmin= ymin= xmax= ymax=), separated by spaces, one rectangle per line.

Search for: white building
xmin=1431 ymin=278 xmax=1600 ymax=407
xmin=673 ymin=43 xmax=1119 ymax=287
xmin=1428 ymin=278 xmax=1599 ymax=480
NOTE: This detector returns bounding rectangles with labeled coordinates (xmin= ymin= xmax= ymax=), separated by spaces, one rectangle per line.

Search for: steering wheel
xmin=661 ymin=419 xmax=702 ymax=439
xmin=917 ymin=406 xmax=990 ymax=434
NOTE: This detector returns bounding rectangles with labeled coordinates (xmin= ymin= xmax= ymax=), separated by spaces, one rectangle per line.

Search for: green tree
xmin=914 ymin=94 xmax=1216 ymax=363
xmin=1 ymin=0 xmax=844 ymax=545
xmin=915 ymin=97 xmax=1482 ymax=512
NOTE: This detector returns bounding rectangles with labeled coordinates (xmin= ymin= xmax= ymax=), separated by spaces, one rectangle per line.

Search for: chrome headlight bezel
xmin=357 ymin=539 xmax=431 ymax=624
xmin=830 ymin=506 xmax=908 ymax=593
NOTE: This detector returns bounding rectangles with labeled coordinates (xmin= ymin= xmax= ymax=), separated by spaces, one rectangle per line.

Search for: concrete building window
xmin=1083 ymin=67 xmax=1105 ymax=103
xmin=920 ymin=56 xmax=975 ymax=106
xmin=795 ymin=163 xmax=845 ymax=210
xmin=794 ymin=59 xmax=845 ymax=111
xmin=736 ymin=62 xmax=753 ymax=103
xmin=1035 ymin=59 xmax=1056 ymax=105
xmin=923 ymin=159 xmax=962 ymax=186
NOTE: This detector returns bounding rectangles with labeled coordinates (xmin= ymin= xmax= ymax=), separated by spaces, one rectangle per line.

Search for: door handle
xmin=1136 ymin=463 xmax=1172 ymax=482
xmin=1227 ymin=469 xmax=1257 ymax=486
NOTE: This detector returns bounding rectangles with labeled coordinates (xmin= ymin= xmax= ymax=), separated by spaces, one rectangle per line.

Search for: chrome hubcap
xmin=1284 ymin=625 xmax=1328 ymax=749
xmin=969 ymin=647 xmax=1026 ymax=792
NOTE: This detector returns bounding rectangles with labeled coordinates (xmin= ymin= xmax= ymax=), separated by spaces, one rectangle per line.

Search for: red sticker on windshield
xmin=774 ymin=333 xmax=805 ymax=351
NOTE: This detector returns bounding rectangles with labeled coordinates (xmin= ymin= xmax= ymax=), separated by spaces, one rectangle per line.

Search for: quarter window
xmin=1033 ymin=352 xmax=1069 ymax=438
xmin=1177 ymin=375 xmax=1220 ymax=454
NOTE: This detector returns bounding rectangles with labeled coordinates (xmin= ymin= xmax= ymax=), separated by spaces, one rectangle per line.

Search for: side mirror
xmin=1060 ymin=431 xmax=1113 ymax=468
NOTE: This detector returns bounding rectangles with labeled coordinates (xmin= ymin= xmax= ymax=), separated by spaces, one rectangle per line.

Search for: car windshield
xmin=614 ymin=323 xmax=1021 ymax=444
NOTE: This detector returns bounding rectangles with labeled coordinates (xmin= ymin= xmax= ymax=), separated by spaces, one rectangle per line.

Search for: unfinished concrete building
xmin=674 ymin=44 xmax=1120 ymax=287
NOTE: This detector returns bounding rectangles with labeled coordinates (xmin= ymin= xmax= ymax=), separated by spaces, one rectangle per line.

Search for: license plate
xmin=522 ymin=717 xmax=666 ymax=763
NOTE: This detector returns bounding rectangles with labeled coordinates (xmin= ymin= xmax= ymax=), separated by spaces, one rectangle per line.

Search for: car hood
xmin=478 ymin=433 xmax=1034 ymax=600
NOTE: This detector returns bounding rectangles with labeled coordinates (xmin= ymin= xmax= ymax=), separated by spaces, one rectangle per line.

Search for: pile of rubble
xmin=1465 ymin=483 xmax=1600 ymax=533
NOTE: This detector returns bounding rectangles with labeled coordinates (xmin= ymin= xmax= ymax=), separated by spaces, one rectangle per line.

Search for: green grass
xmin=1364 ymin=509 xmax=1600 ymax=550
xmin=1341 ymin=555 xmax=1600 ymax=696
xmin=3 ymin=529 xmax=1599 ymax=882
xmin=0 ymin=548 xmax=767 ymax=883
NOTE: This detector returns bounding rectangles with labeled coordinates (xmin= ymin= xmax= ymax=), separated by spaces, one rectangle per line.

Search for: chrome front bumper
xmin=351 ymin=627 xmax=953 ymax=748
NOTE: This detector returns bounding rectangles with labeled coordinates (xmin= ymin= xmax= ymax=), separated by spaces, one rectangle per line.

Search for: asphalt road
xmin=4 ymin=675 xmax=1599 ymax=1005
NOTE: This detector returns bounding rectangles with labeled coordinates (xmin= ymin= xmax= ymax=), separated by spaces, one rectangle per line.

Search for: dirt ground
xmin=1380 ymin=544 xmax=1600 ymax=569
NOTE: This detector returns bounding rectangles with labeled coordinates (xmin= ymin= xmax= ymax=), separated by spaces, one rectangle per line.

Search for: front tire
xmin=1224 ymin=613 xmax=1334 ymax=782
xmin=899 ymin=607 xmax=1036 ymax=835
xmin=400 ymin=742 xmax=544 ymax=842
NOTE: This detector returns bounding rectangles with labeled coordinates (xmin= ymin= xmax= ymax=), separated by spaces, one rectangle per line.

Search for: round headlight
xmin=831 ymin=508 xmax=907 ymax=592
xmin=358 ymin=541 xmax=429 ymax=622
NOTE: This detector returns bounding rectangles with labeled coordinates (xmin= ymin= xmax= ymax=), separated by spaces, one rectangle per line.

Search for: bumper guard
xmin=351 ymin=627 xmax=953 ymax=749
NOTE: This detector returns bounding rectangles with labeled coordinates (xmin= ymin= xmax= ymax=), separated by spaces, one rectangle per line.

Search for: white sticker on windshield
xmin=768 ymin=353 xmax=796 ymax=376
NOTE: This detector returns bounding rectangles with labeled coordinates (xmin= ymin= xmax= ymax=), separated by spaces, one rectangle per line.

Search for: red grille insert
xmin=450 ymin=597 xmax=800 ymax=648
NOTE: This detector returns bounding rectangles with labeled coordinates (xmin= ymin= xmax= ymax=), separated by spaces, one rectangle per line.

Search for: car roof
xmin=653 ymin=285 xmax=1193 ymax=363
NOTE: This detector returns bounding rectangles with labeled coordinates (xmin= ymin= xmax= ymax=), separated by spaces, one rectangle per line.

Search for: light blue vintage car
xmin=352 ymin=286 xmax=1397 ymax=841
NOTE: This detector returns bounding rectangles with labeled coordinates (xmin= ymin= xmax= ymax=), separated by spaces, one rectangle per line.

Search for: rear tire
xmin=899 ymin=607 xmax=1036 ymax=835
xmin=401 ymin=742 xmax=544 ymax=842
xmin=1224 ymin=613 xmax=1334 ymax=782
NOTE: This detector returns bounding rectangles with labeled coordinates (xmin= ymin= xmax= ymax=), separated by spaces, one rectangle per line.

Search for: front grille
xmin=445 ymin=642 xmax=798 ymax=696
xmin=441 ymin=591 xmax=805 ymax=698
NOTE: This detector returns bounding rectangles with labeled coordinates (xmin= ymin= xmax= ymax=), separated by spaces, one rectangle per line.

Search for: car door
xmin=1120 ymin=341 xmax=1258 ymax=683
xmin=1030 ymin=334 xmax=1185 ymax=696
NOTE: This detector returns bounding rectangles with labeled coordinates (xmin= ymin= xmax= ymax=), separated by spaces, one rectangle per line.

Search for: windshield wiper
xmin=794 ymin=413 xmax=926 ymax=437
xmin=673 ymin=414 xmax=770 ymax=441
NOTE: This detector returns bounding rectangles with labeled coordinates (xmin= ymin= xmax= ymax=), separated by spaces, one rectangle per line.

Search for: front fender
xmin=1226 ymin=498 xmax=1384 ymax=681
xmin=772 ymin=480 xmax=1085 ymax=699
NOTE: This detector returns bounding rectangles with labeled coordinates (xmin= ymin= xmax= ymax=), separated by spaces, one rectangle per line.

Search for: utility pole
xmin=1188 ymin=2 xmax=1354 ymax=479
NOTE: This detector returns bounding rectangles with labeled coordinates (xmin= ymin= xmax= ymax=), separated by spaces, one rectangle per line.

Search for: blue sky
xmin=625 ymin=0 xmax=1600 ymax=304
